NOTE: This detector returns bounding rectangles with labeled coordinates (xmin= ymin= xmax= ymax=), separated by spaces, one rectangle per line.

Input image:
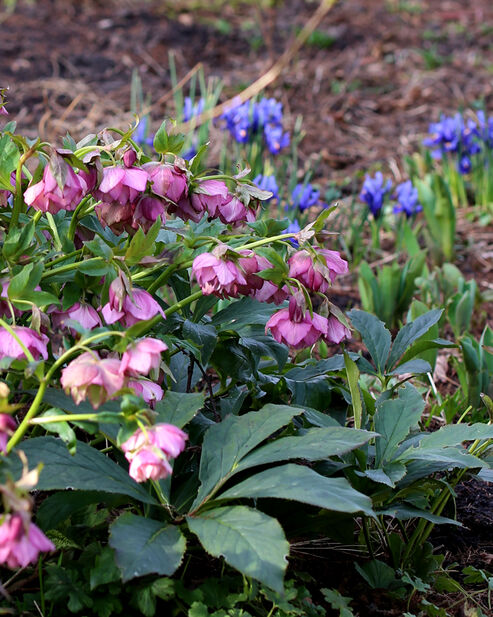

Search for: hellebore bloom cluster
xmin=359 ymin=172 xmax=392 ymax=218
xmin=121 ymin=423 xmax=187 ymax=483
xmin=24 ymin=159 xmax=89 ymax=214
xmin=220 ymin=97 xmax=290 ymax=154
xmin=0 ymin=327 xmax=49 ymax=361
xmin=0 ymin=514 xmax=54 ymax=569
xmin=290 ymin=183 xmax=320 ymax=212
xmin=393 ymin=180 xmax=422 ymax=217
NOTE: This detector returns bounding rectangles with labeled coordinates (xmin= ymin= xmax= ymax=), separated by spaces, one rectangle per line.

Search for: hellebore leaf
xmin=187 ymin=506 xmax=288 ymax=593
xmin=110 ymin=513 xmax=185 ymax=581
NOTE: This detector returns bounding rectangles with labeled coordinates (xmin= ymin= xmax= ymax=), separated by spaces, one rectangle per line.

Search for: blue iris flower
xmin=393 ymin=180 xmax=422 ymax=217
xmin=264 ymin=123 xmax=290 ymax=155
xmin=423 ymin=113 xmax=481 ymax=159
xmin=134 ymin=116 xmax=154 ymax=147
xmin=287 ymin=218 xmax=300 ymax=247
xmin=183 ymin=97 xmax=205 ymax=123
xmin=291 ymin=183 xmax=320 ymax=212
xmin=253 ymin=174 xmax=280 ymax=201
xmin=219 ymin=96 xmax=289 ymax=154
xmin=359 ymin=172 xmax=392 ymax=218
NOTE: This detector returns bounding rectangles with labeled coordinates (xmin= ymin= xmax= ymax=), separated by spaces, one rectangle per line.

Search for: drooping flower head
xmin=0 ymin=327 xmax=49 ymax=362
xmin=192 ymin=248 xmax=247 ymax=299
xmin=288 ymin=248 xmax=348 ymax=293
xmin=61 ymin=351 xmax=125 ymax=409
xmin=325 ymin=314 xmax=351 ymax=344
xmin=24 ymin=158 xmax=88 ymax=214
xmin=102 ymin=276 xmax=165 ymax=327
xmin=120 ymin=338 xmax=168 ymax=377
xmin=359 ymin=172 xmax=392 ymax=218
xmin=121 ymin=423 xmax=188 ymax=483
xmin=393 ymin=180 xmax=422 ymax=217
xmin=50 ymin=302 xmax=101 ymax=333
xmin=265 ymin=293 xmax=328 ymax=349
xmin=0 ymin=514 xmax=55 ymax=569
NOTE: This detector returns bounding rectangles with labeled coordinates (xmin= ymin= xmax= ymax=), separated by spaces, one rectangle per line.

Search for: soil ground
xmin=1 ymin=0 xmax=493 ymax=615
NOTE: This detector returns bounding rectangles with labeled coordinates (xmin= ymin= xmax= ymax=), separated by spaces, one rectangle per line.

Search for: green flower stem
xmin=0 ymin=317 xmax=35 ymax=363
xmin=164 ymin=290 xmax=203 ymax=317
xmin=146 ymin=263 xmax=183 ymax=294
xmin=11 ymin=149 xmax=34 ymax=229
xmin=44 ymin=249 xmax=83 ymax=269
xmin=29 ymin=413 xmax=106 ymax=424
xmin=40 ymin=257 xmax=103 ymax=280
xmin=235 ymin=233 xmax=295 ymax=251
xmin=7 ymin=330 xmax=126 ymax=452
xmin=73 ymin=145 xmax=109 ymax=158
xmin=67 ymin=196 xmax=91 ymax=241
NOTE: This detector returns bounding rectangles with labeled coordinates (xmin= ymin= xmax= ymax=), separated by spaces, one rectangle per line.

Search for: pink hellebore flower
xmin=102 ymin=283 xmax=165 ymax=328
xmin=128 ymin=379 xmax=164 ymax=405
xmin=288 ymin=250 xmax=329 ymax=293
xmin=120 ymin=338 xmax=168 ymax=377
xmin=192 ymin=251 xmax=247 ymax=299
xmin=325 ymin=315 xmax=351 ymax=344
xmin=0 ymin=326 xmax=49 ymax=361
xmin=24 ymin=161 xmax=88 ymax=214
xmin=121 ymin=423 xmax=187 ymax=483
xmin=60 ymin=351 xmax=125 ymax=409
xmin=0 ymin=414 xmax=16 ymax=453
xmin=50 ymin=302 xmax=101 ymax=332
xmin=254 ymin=281 xmax=289 ymax=305
xmin=127 ymin=448 xmax=172 ymax=483
xmin=0 ymin=514 xmax=55 ymax=569
xmin=191 ymin=180 xmax=230 ymax=219
xmin=216 ymin=195 xmax=257 ymax=225
xmin=132 ymin=196 xmax=166 ymax=232
xmin=93 ymin=165 xmax=148 ymax=206
xmin=144 ymin=162 xmax=188 ymax=204
xmin=318 ymin=249 xmax=349 ymax=282
xmin=265 ymin=295 xmax=328 ymax=349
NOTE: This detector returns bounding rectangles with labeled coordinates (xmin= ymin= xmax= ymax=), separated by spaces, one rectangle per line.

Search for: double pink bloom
xmin=102 ymin=278 xmax=165 ymax=327
xmin=266 ymin=296 xmax=351 ymax=349
xmin=121 ymin=423 xmax=187 ymax=483
xmin=192 ymin=247 xmax=274 ymax=300
xmin=50 ymin=302 xmax=101 ymax=333
xmin=61 ymin=352 xmax=124 ymax=409
xmin=288 ymin=249 xmax=348 ymax=294
xmin=0 ymin=513 xmax=54 ymax=569
xmin=24 ymin=160 xmax=88 ymax=214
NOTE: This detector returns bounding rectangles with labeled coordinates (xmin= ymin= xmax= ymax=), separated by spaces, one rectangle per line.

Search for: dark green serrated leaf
xmin=388 ymin=309 xmax=443 ymax=368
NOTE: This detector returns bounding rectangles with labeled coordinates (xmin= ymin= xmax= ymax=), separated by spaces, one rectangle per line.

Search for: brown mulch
xmin=2 ymin=0 xmax=493 ymax=182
